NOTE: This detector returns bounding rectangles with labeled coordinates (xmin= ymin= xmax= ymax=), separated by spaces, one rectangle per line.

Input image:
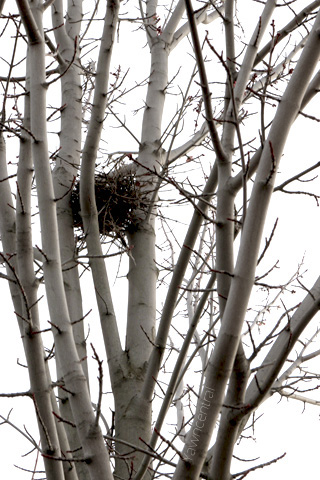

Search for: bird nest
xmin=70 ymin=171 xmax=145 ymax=238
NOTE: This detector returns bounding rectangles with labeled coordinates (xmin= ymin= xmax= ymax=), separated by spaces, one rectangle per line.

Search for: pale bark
xmin=16 ymin=105 xmax=67 ymax=480
xmin=134 ymin=268 xmax=217 ymax=479
xmin=115 ymin=13 xmax=170 ymax=479
xmin=253 ymin=0 xmax=320 ymax=68
xmin=125 ymin=36 xmax=169 ymax=370
xmin=51 ymin=3 xmax=90 ymax=478
xmin=16 ymin=1 xmax=114 ymax=478
xmin=208 ymin=349 xmax=249 ymax=480
xmin=141 ymin=162 xmax=219 ymax=403
xmin=0 ymin=138 xmax=20 ymax=314
xmin=205 ymin=5 xmax=276 ymax=477
xmin=173 ymin=6 xmax=320 ymax=478
xmin=80 ymin=0 xmax=123 ymax=374
xmin=241 ymin=274 xmax=320 ymax=428
xmin=2 ymin=2 xmax=320 ymax=479
xmin=141 ymin=0 xmax=226 ymax=404
xmin=170 ymin=3 xmax=224 ymax=51
xmin=51 ymin=0 xmax=86 ymax=383
xmin=77 ymin=3 xmax=145 ymax=477
xmin=0 ymin=130 xmax=68 ymax=480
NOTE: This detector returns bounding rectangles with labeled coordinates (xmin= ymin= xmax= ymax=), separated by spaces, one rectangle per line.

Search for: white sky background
xmin=1 ymin=1 xmax=320 ymax=478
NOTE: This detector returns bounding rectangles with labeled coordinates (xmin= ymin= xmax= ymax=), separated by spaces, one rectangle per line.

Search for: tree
xmin=1 ymin=0 xmax=320 ymax=479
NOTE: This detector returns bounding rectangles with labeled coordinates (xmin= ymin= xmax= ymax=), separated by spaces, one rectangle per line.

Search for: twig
xmin=91 ymin=343 xmax=103 ymax=428
xmin=265 ymin=141 xmax=276 ymax=185
xmin=233 ymin=452 xmax=286 ymax=479
xmin=184 ymin=0 xmax=227 ymax=163
xmin=32 ymin=394 xmax=53 ymax=453
xmin=257 ymin=218 xmax=278 ymax=265
xmin=274 ymin=160 xmax=320 ymax=192
xmin=46 ymin=36 xmax=78 ymax=87
xmin=0 ymin=412 xmax=39 ymax=450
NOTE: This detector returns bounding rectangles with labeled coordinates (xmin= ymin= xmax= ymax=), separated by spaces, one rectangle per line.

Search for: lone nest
xmin=71 ymin=170 xmax=144 ymax=238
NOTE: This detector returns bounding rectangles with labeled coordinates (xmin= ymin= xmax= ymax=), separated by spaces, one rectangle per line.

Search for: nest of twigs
xmin=70 ymin=171 xmax=144 ymax=237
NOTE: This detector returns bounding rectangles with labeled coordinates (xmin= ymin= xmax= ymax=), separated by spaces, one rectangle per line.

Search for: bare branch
xmin=16 ymin=0 xmax=42 ymax=44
